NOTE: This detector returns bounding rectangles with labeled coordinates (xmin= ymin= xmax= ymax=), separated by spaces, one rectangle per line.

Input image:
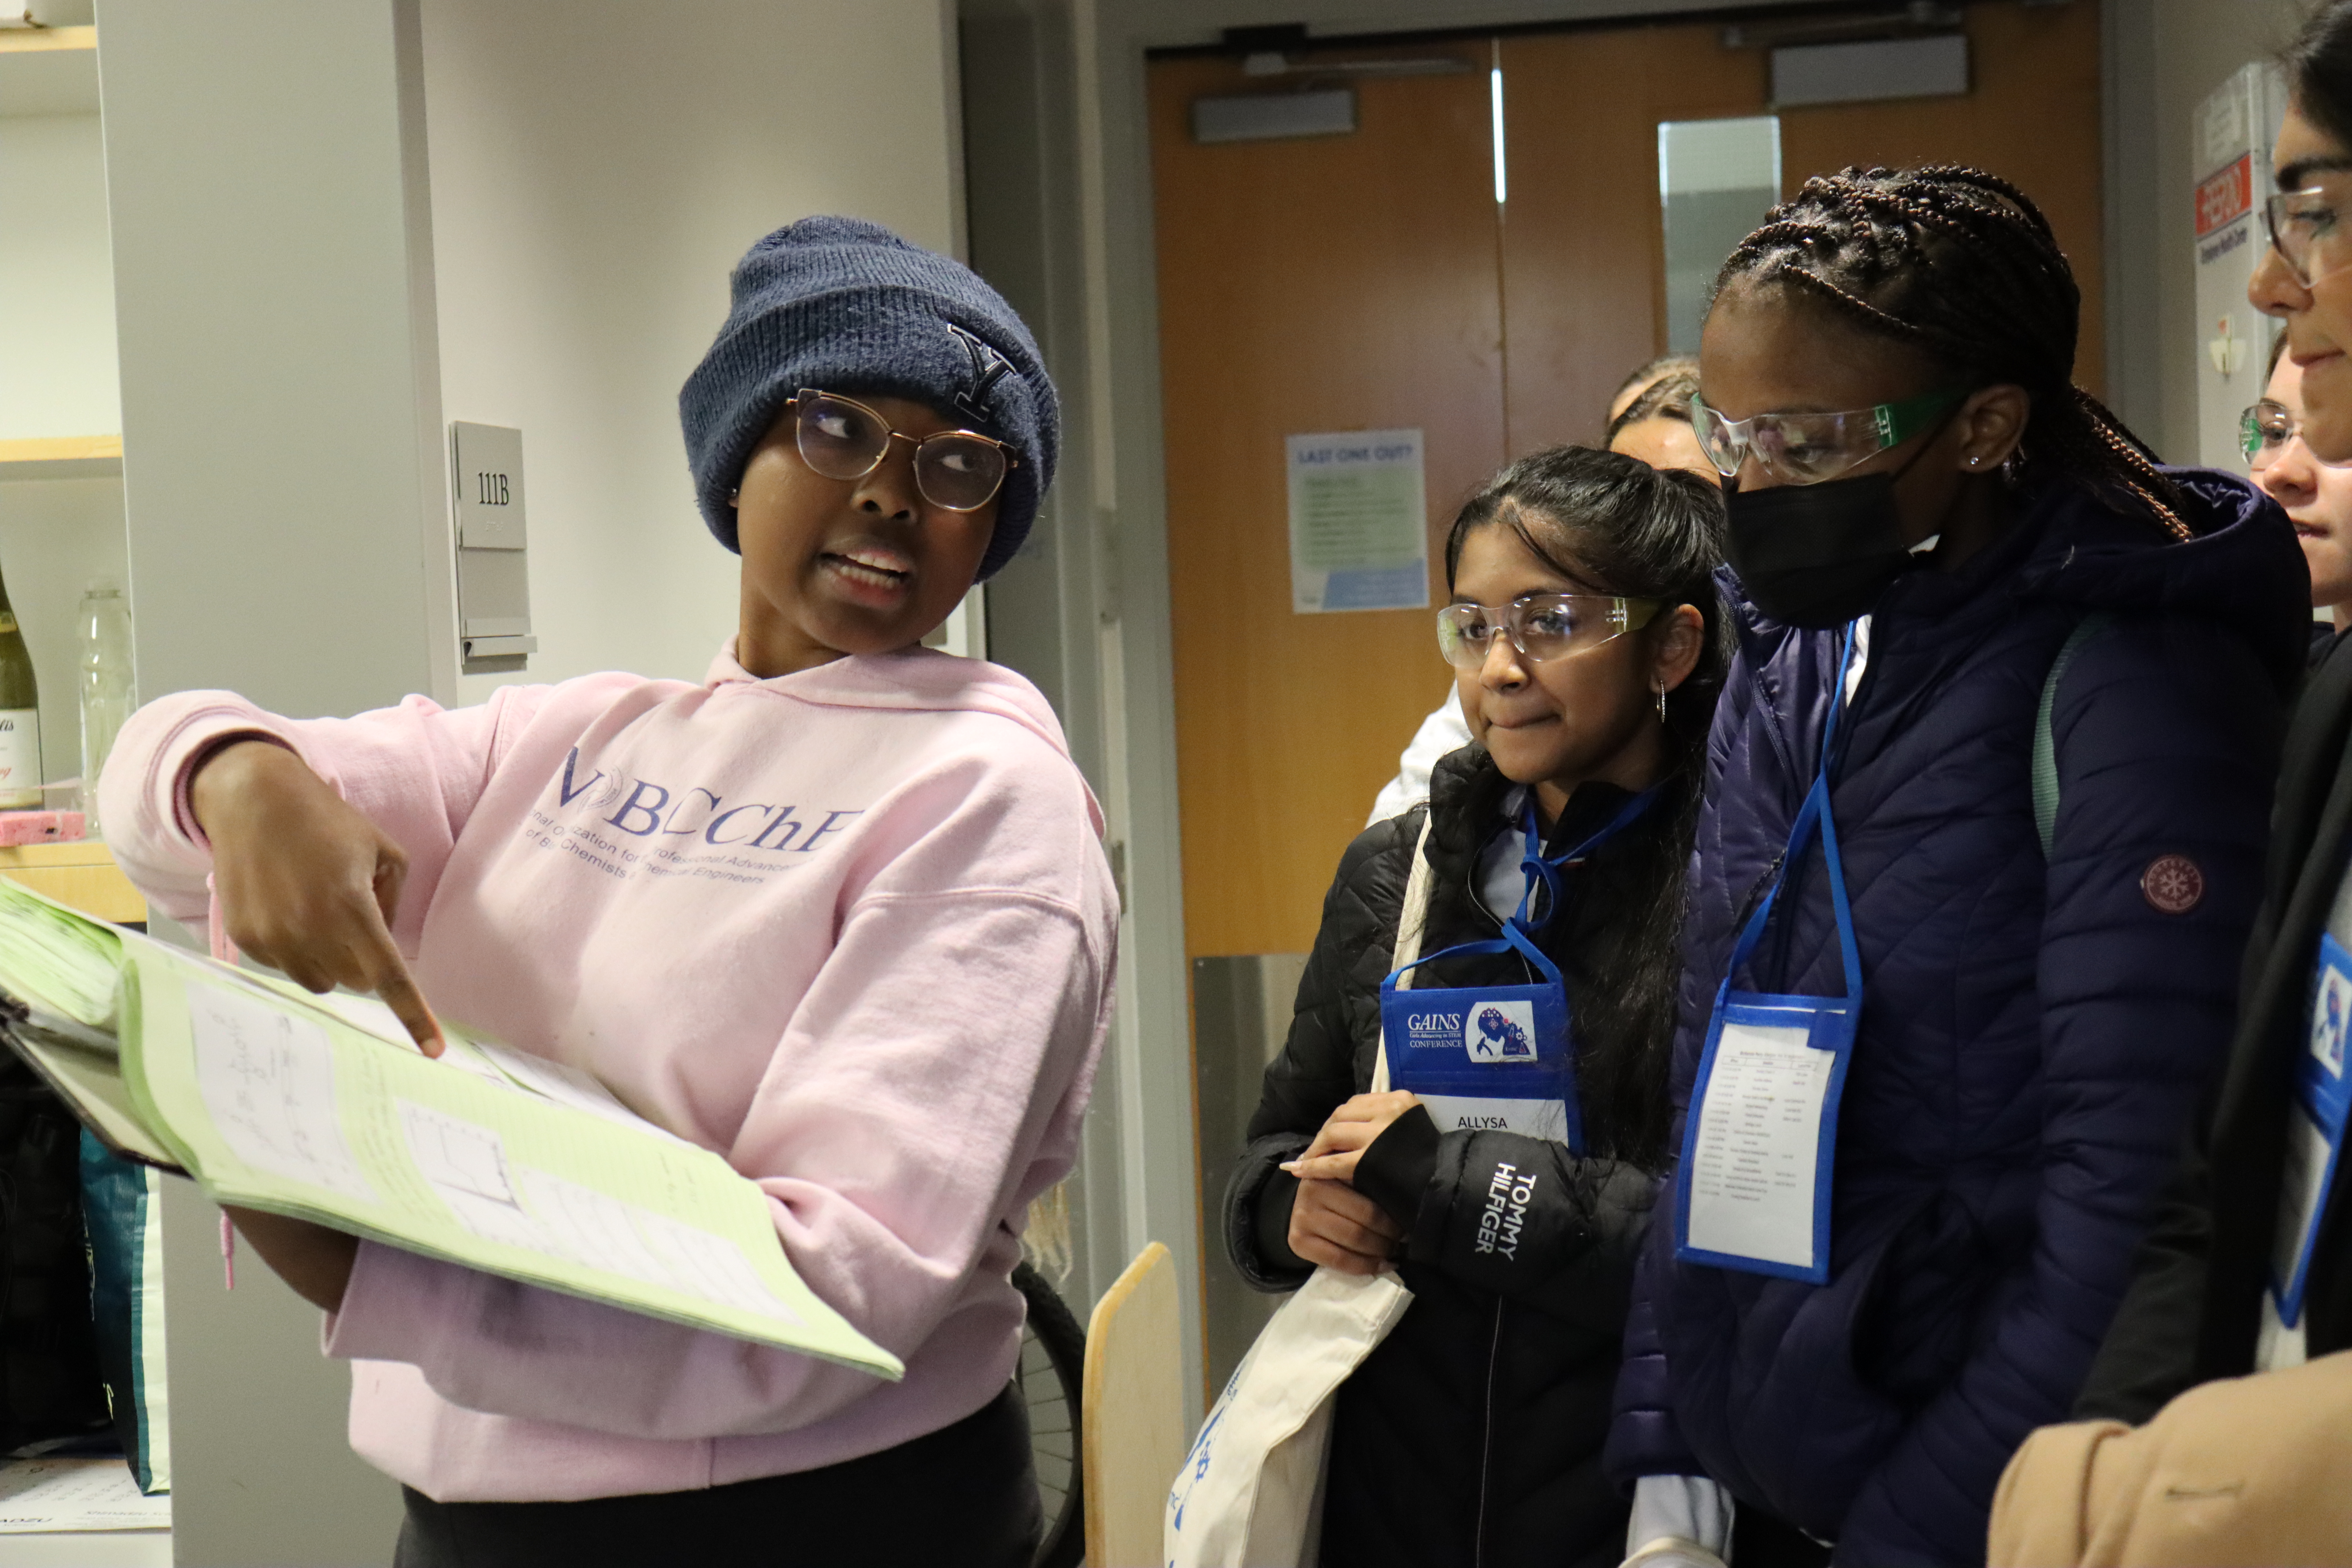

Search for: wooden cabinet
xmin=0 ymin=840 xmax=145 ymax=924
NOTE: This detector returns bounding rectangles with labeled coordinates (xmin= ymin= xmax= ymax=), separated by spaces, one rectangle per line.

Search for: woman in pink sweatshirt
xmin=99 ymin=217 xmax=1119 ymax=1567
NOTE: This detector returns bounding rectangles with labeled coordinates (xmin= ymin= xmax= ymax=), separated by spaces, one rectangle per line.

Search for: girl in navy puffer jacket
xmin=1603 ymin=167 xmax=2309 ymax=1568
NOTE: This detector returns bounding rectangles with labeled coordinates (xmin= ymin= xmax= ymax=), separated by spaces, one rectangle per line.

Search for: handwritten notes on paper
xmin=1685 ymin=1020 xmax=1835 ymax=1271
xmin=188 ymin=983 xmax=376 ymax=1201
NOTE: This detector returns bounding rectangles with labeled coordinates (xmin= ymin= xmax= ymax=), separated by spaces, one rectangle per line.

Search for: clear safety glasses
xmin=788 ymin=389 xmax=1017 ymax=513
xmin=1688 ymin=387 xmax=1969 ymax=486
xmin=1436 ymin=593 xmax=1663 ymax=671
xmin=2243 ymin=399 xmax=2303 ymax=470
xmin=2241 ymin=398 xmax=2352 ymax=472
xmin=2264 ymin=186 xmax=2352 ymax=289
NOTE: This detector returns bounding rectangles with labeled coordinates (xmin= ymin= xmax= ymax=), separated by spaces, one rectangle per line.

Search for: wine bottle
xmin=0 ymin=566 xmax=40 ymax=811
xmin=79 ymin=585 xmax=134 ymax=837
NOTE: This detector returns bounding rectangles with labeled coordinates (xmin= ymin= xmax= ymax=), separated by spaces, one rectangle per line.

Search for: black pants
xmin=394 ymin=1383 xmax=1040 ymax=1568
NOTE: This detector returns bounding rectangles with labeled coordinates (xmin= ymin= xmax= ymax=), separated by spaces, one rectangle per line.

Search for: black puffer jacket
xmin=1222 ymin=745 xmax=1689 ymax=1568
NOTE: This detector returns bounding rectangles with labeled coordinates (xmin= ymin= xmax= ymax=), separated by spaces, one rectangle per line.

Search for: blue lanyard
xmin=1387 ymin=783 xmax=1662 ymax=993
xmin=1719 ymin=624 xmax=1864 ymax=1006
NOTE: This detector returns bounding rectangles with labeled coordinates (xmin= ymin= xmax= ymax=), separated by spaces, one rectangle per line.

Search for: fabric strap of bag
xmin=1373 ymin=813 xmax=1441 ymax=1096
xmin=2032 ymin=613 xmax=2113 ymax=857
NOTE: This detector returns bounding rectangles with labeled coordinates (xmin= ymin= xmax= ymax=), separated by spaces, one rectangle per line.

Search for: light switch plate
xmin=452 ymin=422 xmax=526 ymax=550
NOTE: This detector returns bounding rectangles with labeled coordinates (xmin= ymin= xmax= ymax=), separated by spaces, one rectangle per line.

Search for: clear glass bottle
xmin=78 ymin=585 xmax=133 ymax=836
xmin=0 ymin=566 xmax=41 ymax=811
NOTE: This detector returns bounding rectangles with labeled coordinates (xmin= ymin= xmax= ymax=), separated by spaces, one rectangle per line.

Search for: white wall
xmin=418 ymin=0 xmax=963 ymax=704
xmin=2146 ymin=0 xmax=2309 ymax=464
xmin=0 ymin=112 xmax=118 ymax=440
xmin=0 ymin=100 xmax=126 ymax=785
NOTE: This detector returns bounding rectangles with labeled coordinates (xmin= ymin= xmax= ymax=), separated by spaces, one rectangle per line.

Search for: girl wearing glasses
xmin=2244 ymin=334 xmax=2352 ymax=642
xmin=1222 ymin=445 xmax=1724 ymax=1568
xmin=1606 ymin=168 xmax=2305 ymax=1568
xmin=95 ymin=218 xmax=1115 ymax=1567
xmin=2052 ymin=0 xmax=2352 ymax=1487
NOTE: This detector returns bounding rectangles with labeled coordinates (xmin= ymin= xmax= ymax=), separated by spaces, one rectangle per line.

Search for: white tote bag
xmin=1164 ymin=821 xmax=1438 ymax=1568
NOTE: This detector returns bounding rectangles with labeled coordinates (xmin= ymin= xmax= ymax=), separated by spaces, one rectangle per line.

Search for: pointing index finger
xmin=363 ymin=930 xmax=443 ymax=1058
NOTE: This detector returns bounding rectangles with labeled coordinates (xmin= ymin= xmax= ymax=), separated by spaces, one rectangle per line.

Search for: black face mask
xmin=1721 ymin=430 xmax=1950 ymax=629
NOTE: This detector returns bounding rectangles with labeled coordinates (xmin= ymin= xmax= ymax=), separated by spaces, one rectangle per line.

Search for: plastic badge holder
xmin=1380 ymin=937 xmax=1582 ymax=1149
xmin=1675 ymin=628 xmax=1863 ymax=1287
xmin=1375 ymin=790 xmax=1659 ymax=1154
xmin=2275 ymin=930 xmax=2352 ymax=1326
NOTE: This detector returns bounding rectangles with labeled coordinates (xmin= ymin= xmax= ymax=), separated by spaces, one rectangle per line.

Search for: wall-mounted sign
xmin=2193 ymin=62 xmax=2286 ymax=470
xmin=1285 ymin=428 xmax=1429 ymax=615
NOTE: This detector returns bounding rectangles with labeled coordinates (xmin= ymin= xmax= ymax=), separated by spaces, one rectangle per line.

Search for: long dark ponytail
xmin=1716 ymin=165 xmax=2190 ymax=540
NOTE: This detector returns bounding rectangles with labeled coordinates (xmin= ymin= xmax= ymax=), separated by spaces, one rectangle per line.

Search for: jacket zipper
xmin=1472 ymin=1297 xmax=1504 ymax=1567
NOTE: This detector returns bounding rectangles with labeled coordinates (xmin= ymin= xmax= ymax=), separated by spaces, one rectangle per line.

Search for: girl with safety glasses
xmin=2013 ymin=9 xmax=2352 ymax=1549
xmin=2244 ymin=333 xmax=2352 ymax=643
xmin=1222 ymin=445 xmax=1725 ymax=1568
xmin=95 ymin=218 xmax=1116 ymax=1567
xmin=1605 ymin=168 xmax=2306 ymax=1568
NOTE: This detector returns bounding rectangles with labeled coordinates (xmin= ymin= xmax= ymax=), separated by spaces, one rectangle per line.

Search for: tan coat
xmin=1988 ymin=1349 xmax=2352 ymax=1566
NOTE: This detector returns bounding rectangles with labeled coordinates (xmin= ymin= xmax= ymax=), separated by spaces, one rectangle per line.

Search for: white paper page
xmin=301 ymin=990 xmax=510 ymax=1086
xmin=518 ymin=1168 xmax=802 ymax=1326
xmin=1685 ymin=1020 xmax=1836 ymax=1270
xmin=399 ymin=1101 xmax=521 ymax=1206
xmin=636 ymin=1208 xmax=802 ymax=1322
xmin=306 ymin=989 xmax=690 ymax=1146
xmin=474 ymin=1041 xmax=696 ymax=1148
xmin=0 ymin=1459 xmax=172 ymax=1532
xmin=187 ymin=983 xmax=376 ymax=1201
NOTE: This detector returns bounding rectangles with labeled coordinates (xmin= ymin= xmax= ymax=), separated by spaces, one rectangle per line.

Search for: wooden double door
xmin=1150 ymin=1 xmax=2105 ymax=964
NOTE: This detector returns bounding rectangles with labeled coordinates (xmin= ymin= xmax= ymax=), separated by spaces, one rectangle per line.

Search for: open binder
xmin=0 ymin=877 xmax=899 ymax=1380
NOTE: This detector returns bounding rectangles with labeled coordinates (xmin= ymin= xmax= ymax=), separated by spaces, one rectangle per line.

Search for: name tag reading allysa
xmin=1382 ymin=984 xmax=1577 ymax=1146
xmin=1376 ymin=790 xmax=1660 ymax=1156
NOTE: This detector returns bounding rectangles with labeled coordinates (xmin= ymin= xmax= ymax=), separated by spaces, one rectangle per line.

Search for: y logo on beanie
xmin=947 ymin=324 xmax=1014 ymax=430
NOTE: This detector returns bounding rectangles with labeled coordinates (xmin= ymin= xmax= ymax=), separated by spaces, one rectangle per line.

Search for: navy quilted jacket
xmin=1603 ymin=471 xmax=2307 ymax=1566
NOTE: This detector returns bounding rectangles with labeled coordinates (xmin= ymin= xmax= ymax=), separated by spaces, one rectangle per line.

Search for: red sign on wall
xmin=2197 ymin=154 xmax=2253 ymax=238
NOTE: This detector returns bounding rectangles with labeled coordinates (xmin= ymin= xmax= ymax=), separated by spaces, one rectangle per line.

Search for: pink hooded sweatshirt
xmin=99 ymin=643 xmax=1119 ymax=1502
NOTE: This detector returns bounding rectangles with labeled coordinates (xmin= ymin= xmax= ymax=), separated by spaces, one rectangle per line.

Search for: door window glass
xmin=1658 ymin=115 xmax=1782 ymax=353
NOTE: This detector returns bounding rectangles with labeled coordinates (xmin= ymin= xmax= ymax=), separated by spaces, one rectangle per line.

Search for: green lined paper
xmin=0 ymin=884 xmax=897 ymax=1376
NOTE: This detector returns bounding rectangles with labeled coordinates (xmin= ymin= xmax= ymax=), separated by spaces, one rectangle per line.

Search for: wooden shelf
xmin=0 ymin=841 xmax=145 ymax=925
xmin=0 ymin=25 xmax=94 ymax=53
xmin=0 ymin=435 xmax=121 ymax=481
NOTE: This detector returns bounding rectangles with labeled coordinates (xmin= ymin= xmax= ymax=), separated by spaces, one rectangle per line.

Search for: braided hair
xmin=1715 ymin=165 xmax=2190 ymax=540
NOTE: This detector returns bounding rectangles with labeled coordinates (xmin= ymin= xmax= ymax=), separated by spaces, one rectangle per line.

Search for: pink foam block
xmin=0 ymin=811 xmax=87 ymax=846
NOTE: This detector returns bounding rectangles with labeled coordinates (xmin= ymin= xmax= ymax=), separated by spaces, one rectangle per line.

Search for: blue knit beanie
xmin=680 ymin=216 xmax=1058 ymax=582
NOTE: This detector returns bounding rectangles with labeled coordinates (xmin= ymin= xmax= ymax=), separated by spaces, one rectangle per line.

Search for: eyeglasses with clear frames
xmin=2263 ymin=185 xmax=2352 ymax=289
xmin=1436 ymin=593 xmax=1664 ymax=671
xmin=2242 ymin=398 xmax=2352 ymax=471
xmin=786 ymin=389 xmax=1018 ymax=513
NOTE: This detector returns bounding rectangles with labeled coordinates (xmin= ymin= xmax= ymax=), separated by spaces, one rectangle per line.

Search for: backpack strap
xmin=2033 ymin=613 xmax=2115 ymax=857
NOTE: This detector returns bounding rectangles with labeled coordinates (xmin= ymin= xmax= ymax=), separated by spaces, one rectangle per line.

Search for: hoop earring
xmin=1657 ymin=677 xmax=1668 ymax=724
